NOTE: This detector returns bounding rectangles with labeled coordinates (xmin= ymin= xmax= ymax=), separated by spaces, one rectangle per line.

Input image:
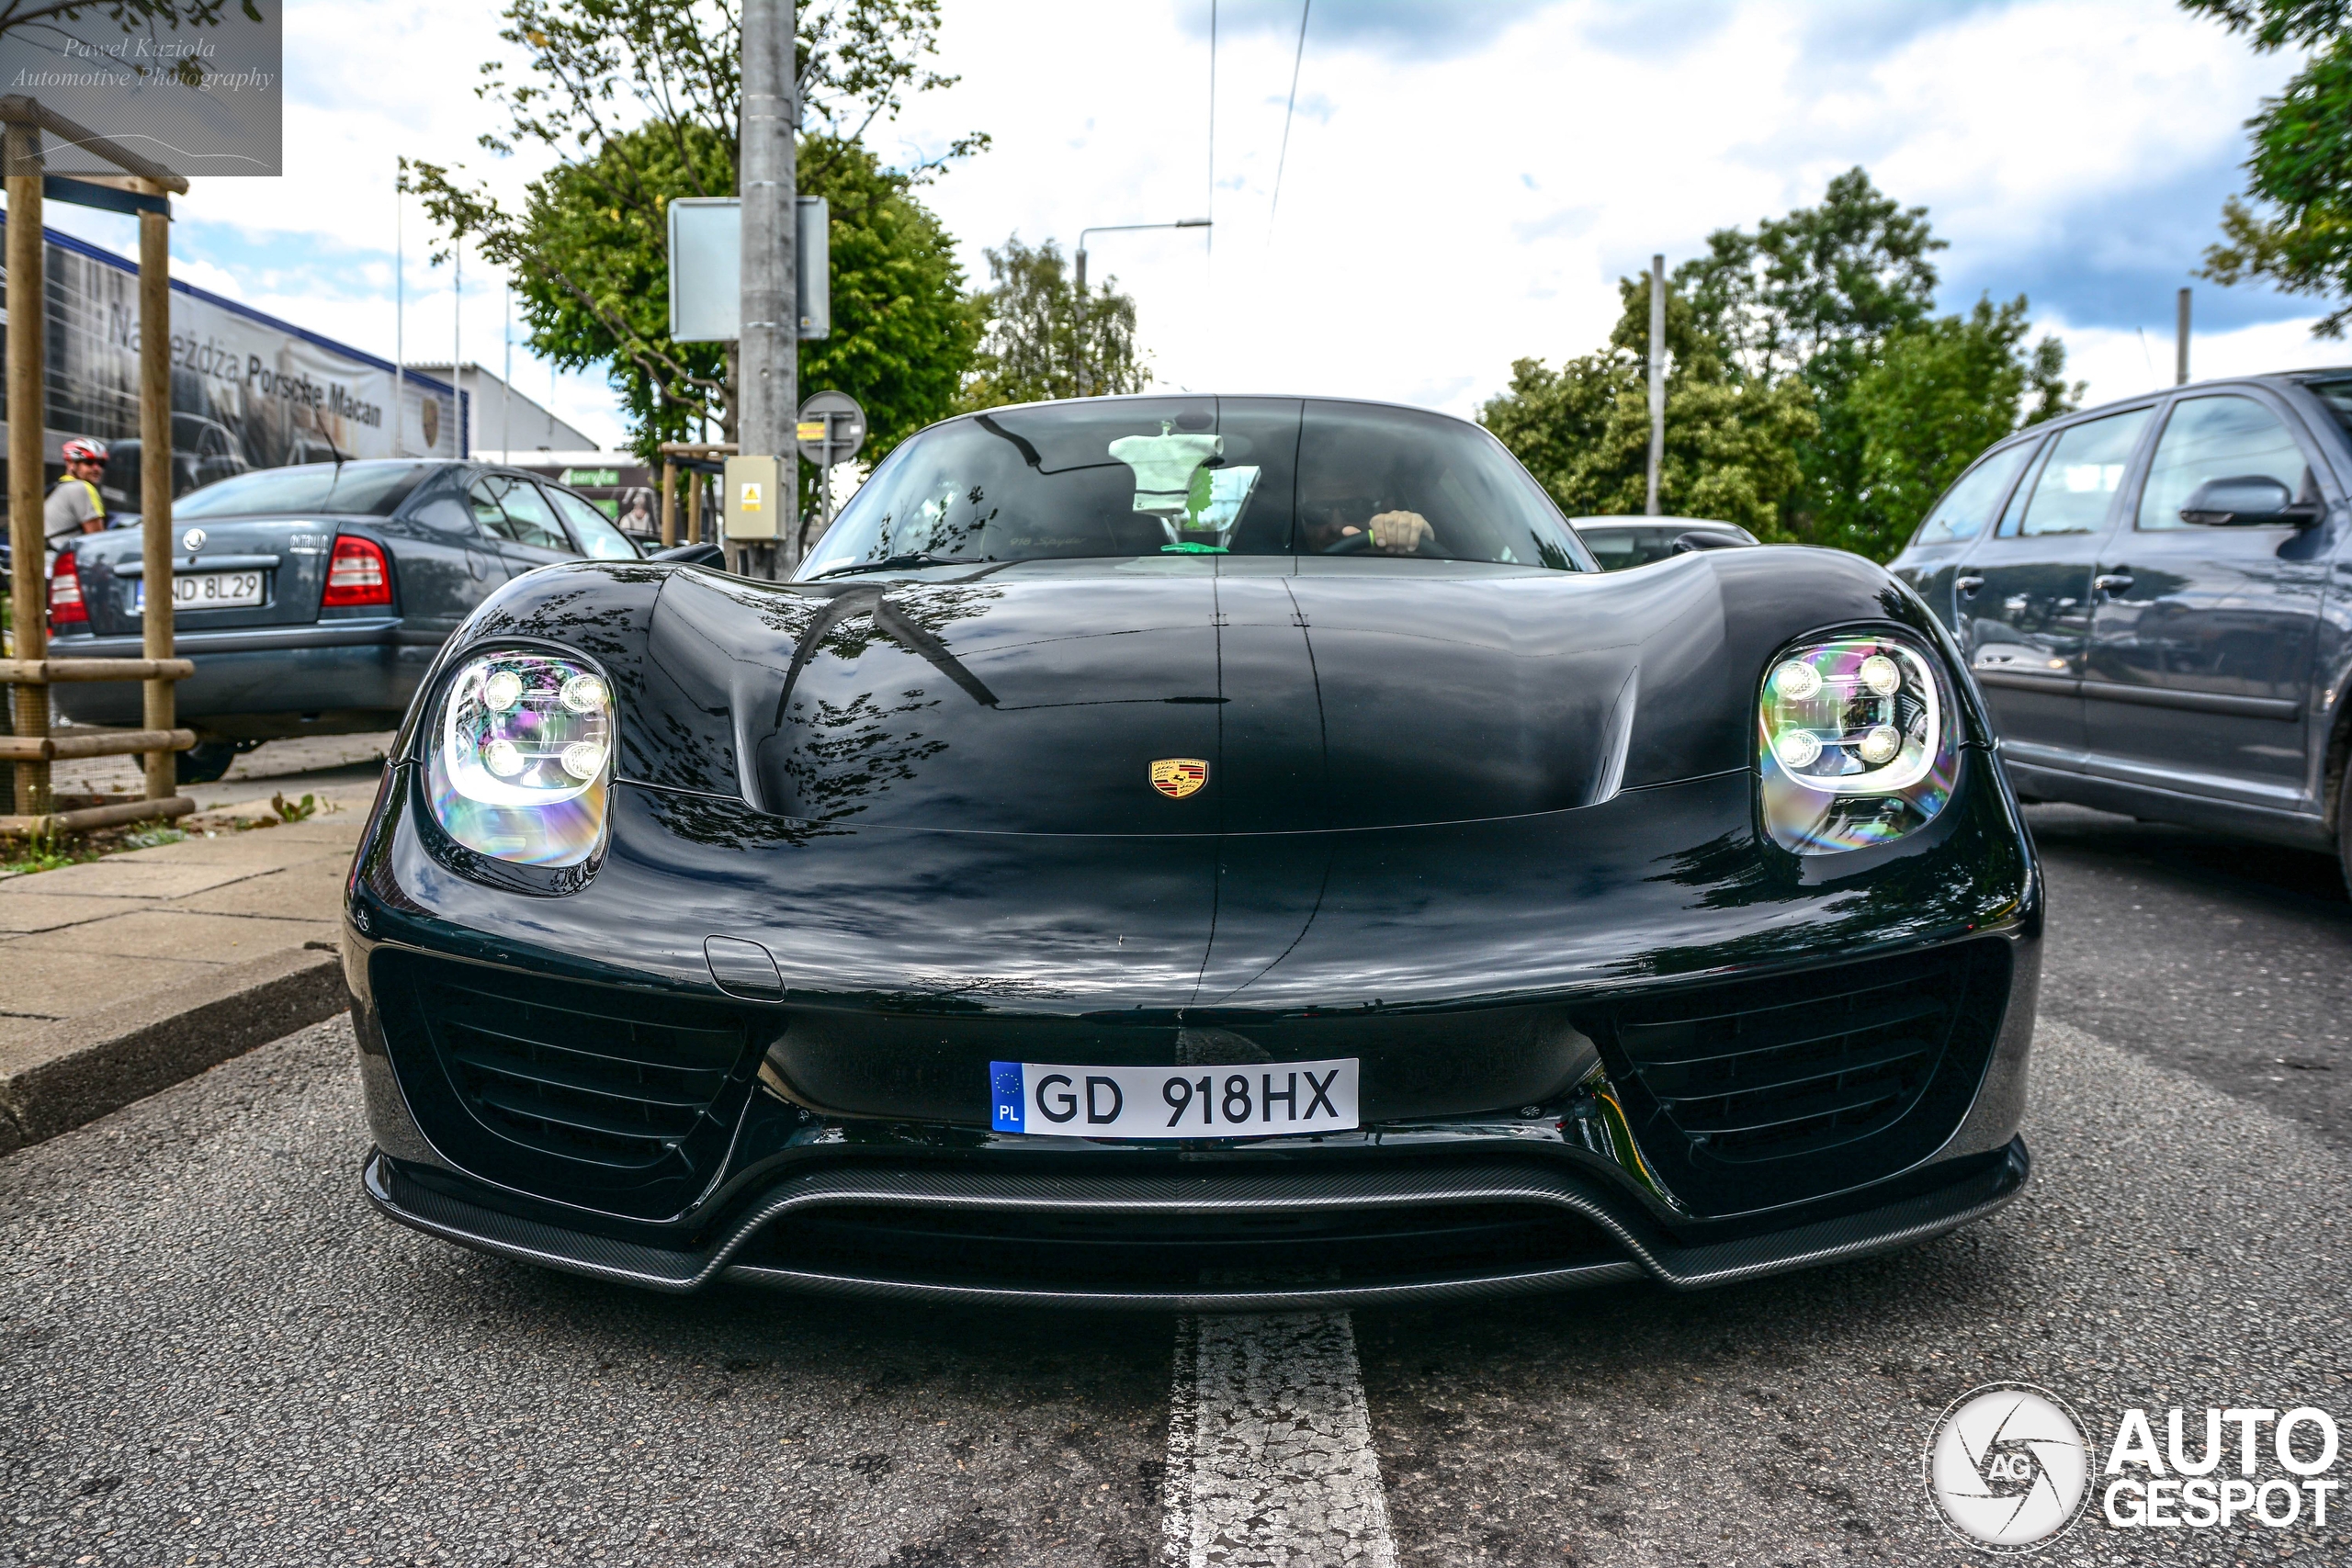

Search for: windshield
xmin=175 ymin=462 xmax=432 ymax=518
xmin=797 ymin=397 xmax=1591 ymax=578
xmin=2300 ymin=378 xmax=2352 ymax=443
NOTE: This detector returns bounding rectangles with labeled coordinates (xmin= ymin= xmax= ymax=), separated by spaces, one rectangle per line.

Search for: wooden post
xmin=660 ymin=458 xmax=677 ymax=549
xmin=686 ymin=469 xmax=704 ymax=548
xmin=6 ymin=124 xmax=48 ymax=817
xmin=139 ymin=202 xmax=174 ymax=798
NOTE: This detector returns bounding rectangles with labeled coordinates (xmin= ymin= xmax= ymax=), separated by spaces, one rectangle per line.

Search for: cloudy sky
xmin=38 ymin=0 xmax=2325 ymax=448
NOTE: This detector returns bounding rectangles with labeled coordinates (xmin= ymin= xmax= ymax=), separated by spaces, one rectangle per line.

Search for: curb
xmin=0 ymin=943 xmax=350 ymax=1156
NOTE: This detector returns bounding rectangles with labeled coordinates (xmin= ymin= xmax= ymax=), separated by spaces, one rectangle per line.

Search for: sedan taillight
xmin=322 ymin=535 xmax=392 ymax=607
xmin=49 ymin=549 xmax=88 ymax=627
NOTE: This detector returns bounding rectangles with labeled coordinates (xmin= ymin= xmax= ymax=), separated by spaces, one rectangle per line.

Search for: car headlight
xmin=1758 ymin=633 xmax=1957 ymax=854
xmin=424 ymin=647 xmax=614 ymax=867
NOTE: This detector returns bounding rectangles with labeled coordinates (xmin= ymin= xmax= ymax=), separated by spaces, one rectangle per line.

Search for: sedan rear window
xmin=175 ymin=462 xmax=433 ymax=518
xmin=797 ymin=398 xmax=1592 ymax=578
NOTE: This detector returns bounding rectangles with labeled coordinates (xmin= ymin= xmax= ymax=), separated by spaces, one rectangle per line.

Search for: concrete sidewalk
xmin=0 ymin=763 xmax=380 ymax=1152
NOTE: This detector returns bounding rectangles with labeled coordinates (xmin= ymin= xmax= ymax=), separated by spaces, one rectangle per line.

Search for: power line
xmin=1269 ymin=0 xmax=1312 ymax=233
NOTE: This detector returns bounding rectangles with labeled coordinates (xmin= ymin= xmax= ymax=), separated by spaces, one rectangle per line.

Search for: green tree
xmin=409 ymin=0 xmax=986 ymax=457
xmin=1673 ymin=167 xmax=1945 ymax=550
xmin=1481 ymin=272 xmax=1816 ymax=536
xmin=2189 ymin=1 xmax=2352 ymax=333
xmin=1851 ymin=295 xmax=2078 ymax=558
xmin=957 ymin=237 xmax=1145 ymax=410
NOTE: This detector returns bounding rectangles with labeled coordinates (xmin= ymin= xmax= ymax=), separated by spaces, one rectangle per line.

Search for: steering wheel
xmin=1318 ymin=528 xmax=1441 ymax=558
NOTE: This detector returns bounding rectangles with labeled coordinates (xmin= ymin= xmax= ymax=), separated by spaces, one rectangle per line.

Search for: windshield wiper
xmin=808 ymin=553 xmax=971 ymax=580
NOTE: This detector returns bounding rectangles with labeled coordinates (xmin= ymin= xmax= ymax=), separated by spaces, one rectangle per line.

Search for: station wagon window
xmin=2136 ymin=395 xmax=2312 ymax=531
xmin=1995 ymin=408 xmax=2151 ymax=537
xmin=1913 ymin=440 xmax=2035 ymax=546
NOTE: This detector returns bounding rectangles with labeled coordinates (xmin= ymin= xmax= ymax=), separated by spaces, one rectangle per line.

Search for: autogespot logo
xmin=1925 ymin=1383 xmax=2093 ymax=1552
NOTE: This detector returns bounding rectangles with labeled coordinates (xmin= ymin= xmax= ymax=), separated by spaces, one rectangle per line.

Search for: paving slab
xmin=169 ymin=859 xmax=353 ymax=919
xmin=110 ymin=831 xmax=358 ymax=868
xmin=0 ymin=893 xmax=150 ymax=932
xmin=0 ymin=1016 xmax=53 ymax=1046
xmin=0 ymin=858 xmax=266 ymax=899
xmin=8 ymin=908 xmax=337 ymax=962
xmin=0 ymin=955 xmax=224 ymax=1021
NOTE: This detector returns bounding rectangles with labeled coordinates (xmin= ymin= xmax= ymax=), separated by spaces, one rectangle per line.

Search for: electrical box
xmin=668 ymin=197 xmax=831 ymax=343
xmin=722 ymin=454 xmax=783 ymax=541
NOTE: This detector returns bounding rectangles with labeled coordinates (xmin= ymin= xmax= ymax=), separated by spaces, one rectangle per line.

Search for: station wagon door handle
xmin=1954 ymin=574 xmax=1984 ymax=598
xmin=2092 ymin=572 xmax=2133 ymax=597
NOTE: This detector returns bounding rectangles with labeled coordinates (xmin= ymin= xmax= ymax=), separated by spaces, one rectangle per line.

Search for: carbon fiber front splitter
xmin=361 ymin=1138 xmax=2030 ymax=1313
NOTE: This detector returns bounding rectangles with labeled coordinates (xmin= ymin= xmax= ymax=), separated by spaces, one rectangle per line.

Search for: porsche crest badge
xmin=1150 ymin=758 xmax=1208 ymax=799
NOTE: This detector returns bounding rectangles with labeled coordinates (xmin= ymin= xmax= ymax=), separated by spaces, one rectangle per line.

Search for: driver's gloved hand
xmin=1366 ymin=510 xmax=1434 ymax=554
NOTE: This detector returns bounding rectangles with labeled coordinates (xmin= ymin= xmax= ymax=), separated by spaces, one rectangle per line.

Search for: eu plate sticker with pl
xmin=988 ymin=1058 xmax=1359 ymax=1138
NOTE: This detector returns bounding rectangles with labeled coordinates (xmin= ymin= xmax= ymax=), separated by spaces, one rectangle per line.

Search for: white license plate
xmin=132 ymin=570 xmax=265 ymax=612
xmin=989 ymin=1058 xmax=1359 ymax=1138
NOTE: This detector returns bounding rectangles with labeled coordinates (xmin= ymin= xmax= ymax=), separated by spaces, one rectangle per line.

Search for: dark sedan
xmin=1887 ymin=371 xmax=2352 ymax=890
xmin=348 ymin=394 xmax=2039 ymax=1311
xmin=47 ymin=459 xmax=641 ymax=781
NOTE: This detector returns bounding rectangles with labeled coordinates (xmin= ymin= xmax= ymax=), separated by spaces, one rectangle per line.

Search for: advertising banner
xmin=2 ymin=219 xmax=463 ymax=502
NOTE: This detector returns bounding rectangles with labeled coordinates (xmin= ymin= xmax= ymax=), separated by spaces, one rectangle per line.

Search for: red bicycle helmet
xmin=60 ymin=437 xmax=107 ymax=464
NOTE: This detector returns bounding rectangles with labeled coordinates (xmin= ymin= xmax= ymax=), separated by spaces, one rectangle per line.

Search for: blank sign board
xmin=668 ymin=197 xmax=830 ymax=343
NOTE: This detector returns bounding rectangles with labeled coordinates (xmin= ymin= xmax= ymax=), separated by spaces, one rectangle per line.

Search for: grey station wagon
xmin=1888 ymin=371 xmax=2352 ymax=888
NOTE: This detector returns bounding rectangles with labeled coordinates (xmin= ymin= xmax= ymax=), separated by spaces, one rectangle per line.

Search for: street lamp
xmin=1073 ymin=218 xmax=1210 ymax=397
xmin=1075 ymin=217 xmax=1211 ymax=296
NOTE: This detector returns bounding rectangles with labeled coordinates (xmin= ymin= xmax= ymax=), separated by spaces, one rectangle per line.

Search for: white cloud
xmin=2057 ymin=314 xmax=2352 ymax=407
xmin=895 ymin=0 xmax=2301 ymax=417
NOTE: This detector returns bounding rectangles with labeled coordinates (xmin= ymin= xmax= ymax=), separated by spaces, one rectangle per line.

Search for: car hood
xmin=607 ymin=556 xmax=1769 ymax=836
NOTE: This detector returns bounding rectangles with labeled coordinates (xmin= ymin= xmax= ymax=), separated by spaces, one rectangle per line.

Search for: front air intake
xmin=1589 ymin=941 xmax=2011 ymax=1214
xmin=372 ymin=950 xmax=766 ymax=1219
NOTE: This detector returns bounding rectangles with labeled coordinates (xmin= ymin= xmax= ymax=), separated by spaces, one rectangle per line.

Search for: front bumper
xmin=362 ymin=1138 xmax=2030 ymax=1311
xmin=345 ymin=739 xmax=2043 ymax=1308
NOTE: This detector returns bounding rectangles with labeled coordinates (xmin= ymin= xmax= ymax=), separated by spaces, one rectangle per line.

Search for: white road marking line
xmin=1161 ymin=1311 xmax=1398 ymax=1568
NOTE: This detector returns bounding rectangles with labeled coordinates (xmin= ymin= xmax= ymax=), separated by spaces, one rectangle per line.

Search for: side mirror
xmin=1669 ymin=530 xmax=1741 ymax=554
xmin=2180 ymin=474 xmax=2322 ymax=527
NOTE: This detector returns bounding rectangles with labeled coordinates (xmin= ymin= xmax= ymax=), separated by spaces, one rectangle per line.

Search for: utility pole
xmin=736 ymin=0 xmax=797 ymax=578
xmin=393 ymin=161 xmax=404 ymax=457
xmin=1645 ymin=253 xmax=1666 ymax=518
xmin=2176 ymin=288 xmax=2191 ymax=387
xmin=451 ymin=236 xmax=462 ymax=454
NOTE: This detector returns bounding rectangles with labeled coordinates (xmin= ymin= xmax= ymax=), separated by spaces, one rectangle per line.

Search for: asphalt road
xmin=5 ymin=800 xmax=2349 ymax=1567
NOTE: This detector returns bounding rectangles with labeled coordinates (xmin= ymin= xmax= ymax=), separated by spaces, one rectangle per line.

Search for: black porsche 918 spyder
xmin=345 ymin=395 xmax=2039 ymax=1311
